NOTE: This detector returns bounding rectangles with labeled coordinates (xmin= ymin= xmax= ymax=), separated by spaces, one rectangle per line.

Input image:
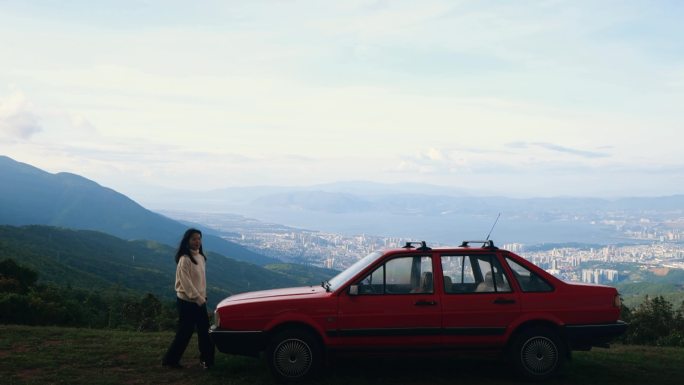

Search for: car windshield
xmin=327 ymin=250 xmax=383 ymax=291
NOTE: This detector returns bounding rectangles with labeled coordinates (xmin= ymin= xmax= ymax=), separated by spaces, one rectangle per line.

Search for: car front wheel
xmin=508 ymin=327 xmax=565 ymax=380
xmin=267 ymin=328 xmax=322 ymax=383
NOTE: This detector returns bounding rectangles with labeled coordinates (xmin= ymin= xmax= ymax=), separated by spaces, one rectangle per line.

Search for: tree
xmin=0 ymin=259 xmax=38 ymax=293
xmin=623 ymin=295 xmax=683 ymax=346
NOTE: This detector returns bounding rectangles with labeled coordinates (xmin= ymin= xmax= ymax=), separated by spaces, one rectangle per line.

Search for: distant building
xmin=581 ymin=268 xmax=618 ymax=284
xmin=551 ymin=259 xmax=559 ymax=270
xmin=503 ymin=243 xmax=525 ymax=253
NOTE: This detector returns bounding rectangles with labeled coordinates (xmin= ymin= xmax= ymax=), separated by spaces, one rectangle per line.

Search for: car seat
xmin=411 ymin=271 xmax=433 ymax=293
xmin=443 ymin=275 xmax=453 ymax=293
xmin=475 ymin=272 xmax=495 ymax=292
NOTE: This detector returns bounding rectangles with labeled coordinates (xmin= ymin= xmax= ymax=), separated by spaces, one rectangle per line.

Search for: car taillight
xmin=614 ymin=294 xmax=622 ymax=308
xmin=214 ymin=311 xmax=220 ymax=327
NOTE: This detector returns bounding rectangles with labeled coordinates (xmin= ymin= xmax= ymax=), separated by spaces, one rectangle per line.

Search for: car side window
xmin=357 ymin=256 xmax=433 ymax=295
xmin=357 ymin=263 xmax=384 ymax=294
xmin=441 ymin=256 xmax=472 ymax=293
xmin=506 ymin=258 xmax=553 ymax=292
xmin=441 ymin=254 xmax=511 ymax=294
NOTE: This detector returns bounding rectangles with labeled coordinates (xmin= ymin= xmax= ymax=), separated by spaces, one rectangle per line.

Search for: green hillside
xmin=0 ymin=155 xmax=276 ymax=265
xmin=615 ymin=268 xmax=684 ymax=308
xmin=0 ymin=225 xmax=336 ymax=307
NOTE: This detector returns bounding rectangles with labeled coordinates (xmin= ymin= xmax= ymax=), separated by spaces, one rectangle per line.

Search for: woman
xmin=162 ymin=228 xmax=215 ymax=369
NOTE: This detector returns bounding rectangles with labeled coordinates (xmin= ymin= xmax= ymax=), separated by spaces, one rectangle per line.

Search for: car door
xmin=439 ymin=252 xmax=521 ymax=349
xmin=335 ymin=253 xmax=442 ymax=349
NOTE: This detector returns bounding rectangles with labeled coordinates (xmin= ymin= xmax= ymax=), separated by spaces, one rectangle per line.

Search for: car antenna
xmin=460 ymin=213 xmax=501 ymax=248
xmin=485 ymin=212 xmax=501 ymax=241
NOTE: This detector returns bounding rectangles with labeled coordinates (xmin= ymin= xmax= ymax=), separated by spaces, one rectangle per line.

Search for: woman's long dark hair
xmin=174 ymin=228 xmax=206 ymax=265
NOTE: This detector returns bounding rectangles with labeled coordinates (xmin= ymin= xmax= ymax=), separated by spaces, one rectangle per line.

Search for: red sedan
xmin=210 ymin=240 xmax=627 ymax=382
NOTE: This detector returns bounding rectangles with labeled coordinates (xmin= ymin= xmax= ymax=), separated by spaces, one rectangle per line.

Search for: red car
xmin=210 ymin=240 xmax=627 ymax=381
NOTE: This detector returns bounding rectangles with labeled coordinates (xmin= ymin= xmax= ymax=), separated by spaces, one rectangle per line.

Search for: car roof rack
xmin=460 ymin=240 xmax=497 ymax=249
xmin=402 ymin=241 xmax=432 ymax=251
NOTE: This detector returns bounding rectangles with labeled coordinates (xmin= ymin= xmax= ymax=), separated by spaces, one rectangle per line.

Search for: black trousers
xmin=163 ymin=298 xmax=215 ymax=365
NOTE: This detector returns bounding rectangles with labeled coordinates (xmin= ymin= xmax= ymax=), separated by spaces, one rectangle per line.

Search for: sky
xmin=1 ymin=0 xmax=683 ymax=200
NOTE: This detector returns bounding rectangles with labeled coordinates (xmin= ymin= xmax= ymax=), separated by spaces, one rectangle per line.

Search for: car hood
xmin=217 ymin=286 xmax=326 ymax=306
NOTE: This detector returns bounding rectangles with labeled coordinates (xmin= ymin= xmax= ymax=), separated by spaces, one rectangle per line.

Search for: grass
xmin=1 ymin=324 xmax=683 ymax=385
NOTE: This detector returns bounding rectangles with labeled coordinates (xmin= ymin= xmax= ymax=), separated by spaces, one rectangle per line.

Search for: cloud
xmin=532 ymin=142 xmax=610 ymax=158
xmin=419 ymin=147 xmax=447 ymax=162
xmin=394 ymin=142 xmax=619 ymax=178
xmin=0 ymin=93 xmax=42 ymax=140
xmin=507 ymin=141 xmax=610 ymax=159
xmin=396 ymin=147 xmax=500 ymax=175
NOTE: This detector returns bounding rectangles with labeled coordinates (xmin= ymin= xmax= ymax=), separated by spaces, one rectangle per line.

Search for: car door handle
xmin=415 ymin=300 xmax=438 ymax=306
xmin=493 ymin=298 xmax=516 ymax=305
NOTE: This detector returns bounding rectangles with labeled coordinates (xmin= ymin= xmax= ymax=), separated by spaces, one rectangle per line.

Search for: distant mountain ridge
xmin=251 ymin=191 xmax=684 ymax=214
xmin=0 ymin=155 xmax=275 ymax=265
xmin=139 ymin=182 xmax=684 ymax=245
xmin=138 ymin=179 xmax=684 ymax=214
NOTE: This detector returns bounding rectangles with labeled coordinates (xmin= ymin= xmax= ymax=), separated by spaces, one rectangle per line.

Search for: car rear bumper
xmin=209 ymin=326 xmax=266 ymax=357
xmin=564 ymin=320 xmax=628 ymax=350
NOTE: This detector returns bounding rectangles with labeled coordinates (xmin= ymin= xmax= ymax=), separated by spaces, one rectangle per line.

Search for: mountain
xmin=0 ymin=225 xmax=336 ymax=307
xmin=136 ymin=182 xmax=684 ymax=245
xmin=0 ymin=155 xmax=275 ymax=265
xmin=252 ymin=191 xmax=375 ymax=214
xmin=135 ymin=181 xmax=476 ymax=213
xmin=252 ymin=191 xmax=684 ymax=216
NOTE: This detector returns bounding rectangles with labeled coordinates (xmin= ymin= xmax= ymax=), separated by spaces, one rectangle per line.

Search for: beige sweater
xmin=175 ymin=251 xmax=207 ymax=305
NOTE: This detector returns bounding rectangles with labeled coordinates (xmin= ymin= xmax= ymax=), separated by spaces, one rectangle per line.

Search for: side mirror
xmin=348 ymin=285 xmax=359 ymax=296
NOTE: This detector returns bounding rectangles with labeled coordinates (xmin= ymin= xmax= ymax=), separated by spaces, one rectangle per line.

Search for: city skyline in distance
xmin=161 ymin=207 xmax=684 ymax=291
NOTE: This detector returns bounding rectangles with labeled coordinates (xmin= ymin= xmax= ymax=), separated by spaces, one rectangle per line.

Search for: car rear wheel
xmin=508 ymin=327 xmax=565 ymax=380
xmin=267 ymin=328 xmax=322 ymax=383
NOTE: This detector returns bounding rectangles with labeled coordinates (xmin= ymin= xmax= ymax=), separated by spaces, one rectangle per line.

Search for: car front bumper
xmin=209 ymin=326 xmax=267 ymax=357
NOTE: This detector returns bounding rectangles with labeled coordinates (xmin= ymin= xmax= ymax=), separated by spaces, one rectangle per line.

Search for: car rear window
xmin=505 ymin=257 xmax=554 ymax=292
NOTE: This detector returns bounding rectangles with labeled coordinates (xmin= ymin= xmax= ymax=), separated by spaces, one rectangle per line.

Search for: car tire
xmin=508 ymin=327 xmax=565 ymax=380
xmin=266 ymin=328 xmax=323 ymax=383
